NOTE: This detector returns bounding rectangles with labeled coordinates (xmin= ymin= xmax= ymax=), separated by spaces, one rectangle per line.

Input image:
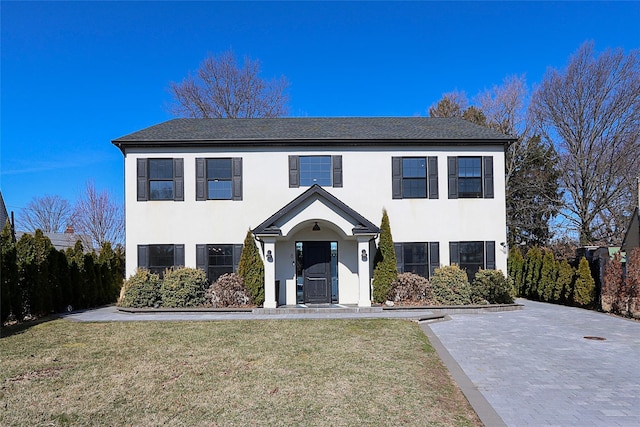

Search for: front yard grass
xmin=1 ymin=318 xmax=480 ymax=426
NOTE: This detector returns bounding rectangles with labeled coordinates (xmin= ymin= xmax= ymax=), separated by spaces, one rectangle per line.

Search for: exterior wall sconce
xmin=361 ymin=249 xmax=368 ymax=261
xmin=312 ymin=222 xmax=321 ymax=231
xmin=266 ymin=250 xmax=273 ymax=262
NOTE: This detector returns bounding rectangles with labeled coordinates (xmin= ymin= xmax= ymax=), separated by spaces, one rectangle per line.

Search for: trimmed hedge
xmin=471 ymin=269 xmax=514 ymax=304
xmin=160 ymin=267 xmax=208 ymax=308
xmin=430 ymin=265 xmax=472 ymax=305
xmin=118 ymin=269 xmax=162 ymax=308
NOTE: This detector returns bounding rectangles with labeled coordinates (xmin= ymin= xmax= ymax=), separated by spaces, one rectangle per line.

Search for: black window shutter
xmin=394 ymin=243 xmax=404 ymax=273
xmin=449 ymin=242 xmax=460 ymax=265
xmin=196 ymin=244 xmax=207 ymax=272
xmin=288 ymin=155 xmax=299 ymax=188
xmin=174 ymin=244 xmax=185 ymax=267
xmin=232 ymin=157 xmax=243 ymax=200
xmin=174 ymin=158 xmax=184 ymax=201
xmin=137 ymin=245 xmax=149 ymax=269
xmin=195 ymin=158 xmax=206 ymax=201
xmin=332 ymin=155 xmax=343 ymax=188
xmin=428 ymin=156 xmax=438 ymax=199
xmin=483 ymin=156 xmax=494 ymax=199
xmin=137 ymin=159 xmax=148 ymax=201
xmin=233 ymin=244 xmax=243 ymax=272
xmin=429 ymin=242 xmax=440 ymax=277
xmin=447 ymin=157 xmax=458 ymax=199
xmin=485 ymin=241 xmax=496 ymax=270
xmin=392 ymin=157 xmax=402 ymax=199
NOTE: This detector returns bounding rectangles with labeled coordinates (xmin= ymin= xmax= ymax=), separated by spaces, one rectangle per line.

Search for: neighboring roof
xmin=113 ymin=117 xmax=516 ymax=151
xmin=0 ymin=191 xmax=8 ymax=229
xmin=621 ymin=207 xmax=640 ymax=252
xmin=253 ymin=184 xmax=380 ymax=236
xmin=15 ymin=231 xmax=94 ymax=252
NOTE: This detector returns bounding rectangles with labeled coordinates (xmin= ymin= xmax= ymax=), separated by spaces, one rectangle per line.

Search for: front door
xmin=303 ymin=241 xmax=332 ymax=304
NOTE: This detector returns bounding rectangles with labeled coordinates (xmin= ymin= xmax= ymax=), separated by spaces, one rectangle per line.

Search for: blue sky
xmin=2 ymin=1 xmax=639 ymax=227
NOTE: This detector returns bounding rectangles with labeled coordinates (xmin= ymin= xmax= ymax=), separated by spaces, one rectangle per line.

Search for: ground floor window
xmin=196 ymin=244 xmax=243 ymax=283
xmin=137 ymin=244 xmax=185 ymax=277
xmin=449 ymin=241 xmax=496 ymax=281
xmin=394 ymin=242 xmax=440 ymax=278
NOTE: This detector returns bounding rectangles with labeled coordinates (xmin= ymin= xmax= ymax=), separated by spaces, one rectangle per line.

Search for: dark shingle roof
xmin=113 ymin=117 xmax=515 ymax=151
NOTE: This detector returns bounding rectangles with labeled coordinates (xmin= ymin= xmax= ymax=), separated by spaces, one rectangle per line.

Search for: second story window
xmin=289 ymin=155 xmax=342 ymax=188
xmin=149 ymin=159 xmax=175 ymax=200
xmin=448 ymin=156 xmax=494 ymax=199
xmin=196 ymin=158 xmax=242 ymax=201
xmin=458 ymin=157 xmax=482 ymax=198
xmin=137 ymin=158 xmax=184 ymax=202
xmin=392 ymin=156 xmax=438 ymax=199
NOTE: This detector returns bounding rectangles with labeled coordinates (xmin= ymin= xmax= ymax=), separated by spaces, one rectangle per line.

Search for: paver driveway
xmin=428 ymin=299 xmax=640 ymax=427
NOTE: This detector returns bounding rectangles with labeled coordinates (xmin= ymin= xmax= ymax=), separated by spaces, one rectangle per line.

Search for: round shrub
xmin=118 ymin=269 xmax=162 ymax=308
xmin=388 ymin=272 xmax=435 ymax=304
xmin=206 ymin=273 xmax=251 ymax=308
xmin=430 ymin=265 xmax=472 ymax=305
xmin=160 ymin=267 xmax=208 ymax=308
xmin=471 ymin=269 xmax=514 ymax=304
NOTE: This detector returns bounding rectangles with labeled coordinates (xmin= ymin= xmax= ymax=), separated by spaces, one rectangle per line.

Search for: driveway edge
xmin=419 ymin=321 xmax=507 ymax=427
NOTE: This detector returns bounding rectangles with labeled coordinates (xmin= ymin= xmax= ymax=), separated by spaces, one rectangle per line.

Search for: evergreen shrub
xmin=430 ymin=265 xmax=472 ymax=305
xmin=237 ymin=230 xmax=265 ymax=306
xmin=160 ymin=267 xmax=208 ymax=308
xmin=388 ymin=272 xmax=434 ymax=304
xmin=471 ymin=269 xmax=514 ymax=304
xmin=118 ymin=269 xmax=162 ymax=308
xmin=206 ymin=273 xmax=251 ymax=307
xmin=372 ymin=209 xmax=397 ymax=303
xmin=574 ymin=257 xmax=596 ymax=307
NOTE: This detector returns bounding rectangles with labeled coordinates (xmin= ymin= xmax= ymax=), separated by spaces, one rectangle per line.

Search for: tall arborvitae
xmin=1 ymin=219 xmax=20 ymax=322
xmin=237 ymin=229 xmax=265 ymax=306
xmin=574 ymin=257 xmax=596 ymax=307
xmin=625 ymin=248 xmax=640 ymax=317
xmin=372 ymin=209 xmax=398 ymax=303
xmin=508 ymin=247 xmax=525 ymax=296
xmin=539 ymin=250 xmax=558 ymax=302
xmin=523 ymin=247 xmax=543 ymax=299
xmin=556 ymin=259 xmax=575 ymax=304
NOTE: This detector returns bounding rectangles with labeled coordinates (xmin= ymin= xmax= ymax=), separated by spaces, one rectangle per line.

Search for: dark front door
xmin=303 ymin=241 xmax=332 ymax=304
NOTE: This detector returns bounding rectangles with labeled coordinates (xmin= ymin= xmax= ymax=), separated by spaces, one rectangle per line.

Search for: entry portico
xmin=253 ymin=185 xmax=379 ymax=308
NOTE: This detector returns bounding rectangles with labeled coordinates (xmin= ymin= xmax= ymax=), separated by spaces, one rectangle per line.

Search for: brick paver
xmin=428 ymin=299 xmax=640 ymax=426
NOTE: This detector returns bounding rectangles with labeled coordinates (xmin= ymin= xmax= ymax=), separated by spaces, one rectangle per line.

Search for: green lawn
xmin=1 ymin=318 xmax=480 ymax=426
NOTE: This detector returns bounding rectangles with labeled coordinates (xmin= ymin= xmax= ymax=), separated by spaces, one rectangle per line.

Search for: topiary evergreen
xmin=574 ymin=257 xmax=596 ymax=307
xmin=372 ymin=209 xmax=398 ymax=303
xmin=237 ymin=229 xmax=265 ymax=306
xmin=430 ymin=264 xmax=472 ymax=305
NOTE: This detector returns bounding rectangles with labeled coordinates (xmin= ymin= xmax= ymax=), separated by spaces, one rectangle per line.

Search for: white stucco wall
xmin=123 ymin=144 xmax=508 ymax=282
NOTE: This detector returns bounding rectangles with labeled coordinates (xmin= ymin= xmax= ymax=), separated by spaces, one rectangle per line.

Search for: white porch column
xmin=263 ymin=237 xmax=277 ymax=308
xmin=357 ymin=236 xmax=372 ymax=307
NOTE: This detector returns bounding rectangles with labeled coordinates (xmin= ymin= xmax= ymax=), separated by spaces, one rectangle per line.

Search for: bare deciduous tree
xmin=19 ymin=195 xmax=72 ymax=233
xmin=530 ymin=42 xmax=640 ymax=245
xmin=169 ymin=50 xmax=289 ymax=118
xmin=72 ymin=182 xmax=124 ymax=248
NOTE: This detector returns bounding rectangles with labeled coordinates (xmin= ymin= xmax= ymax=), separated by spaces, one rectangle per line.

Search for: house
xmin=112 ymin=117 xmax=515 ymax=308
xmin=15 ymin=226 xmax=93 ymax=252
xmin=621 ymin=207 xmax=639 ymax=254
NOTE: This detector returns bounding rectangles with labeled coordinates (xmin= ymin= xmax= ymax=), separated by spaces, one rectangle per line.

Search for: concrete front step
xmin=254 ymin=305 xmax=383 ymax=315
